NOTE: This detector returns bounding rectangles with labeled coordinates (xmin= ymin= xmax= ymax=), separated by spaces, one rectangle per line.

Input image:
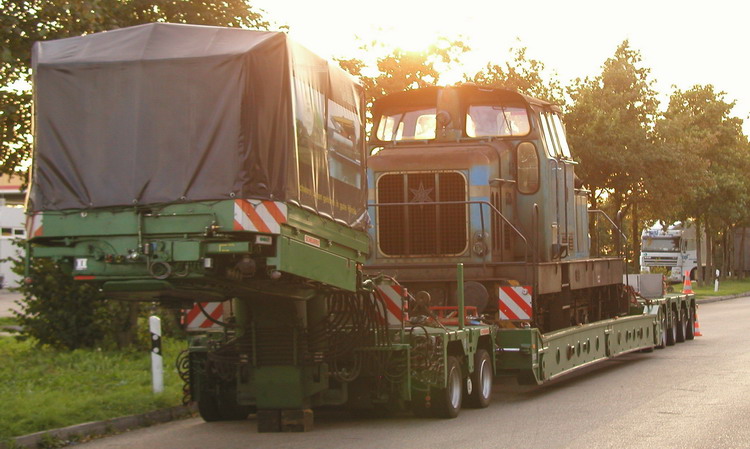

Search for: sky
xmin=252 ymin=0 xmax=750 ymax=134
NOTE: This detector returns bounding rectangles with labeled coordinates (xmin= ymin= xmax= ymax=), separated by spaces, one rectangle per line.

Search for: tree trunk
xmin=631 ymin=201 xmax=640 ymax=272
xmin=696 ymin=217 xmax=703 ymax=286
xmin=740 ymin=227 xmax=747 ymax=279
xmin=706 ymin=220 xmax=714 ymax=284
xmin=589 ymin=191 xmax=598 ymax=257
xmin=613 ymin=194 xmax=624 ymax=260
xmin=724 ymin=227 xmax=730 ymax=279
xmin=115 ymin=301 xmax=141 ymax=349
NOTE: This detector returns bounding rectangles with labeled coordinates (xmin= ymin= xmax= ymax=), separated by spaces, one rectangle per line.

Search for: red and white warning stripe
xmin=498 ymin=286 xmax=533 ymax=320
xmin=185 ymin=302 xmax=225 ymax=331
xmin=374 ymin=284 xmax=409 ymax=326
xmin=233 ymin=200 xmax=287 ymax=234
xmin=26 ymin=212 xmax=43 ymax=238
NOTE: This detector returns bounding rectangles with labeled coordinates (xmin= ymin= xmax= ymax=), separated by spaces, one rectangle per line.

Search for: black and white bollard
xmin=714 ymin=269 xmax=720 ymax=292
xmin=149 ymin=315 xmax=164 ymax=394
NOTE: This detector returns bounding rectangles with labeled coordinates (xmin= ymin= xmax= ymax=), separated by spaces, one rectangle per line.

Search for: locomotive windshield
xmin=375 ymin=104 xmax=531 ymax=141
xmin=376 ymin=108 xmax=437 ymax=141
xmin=466 ymin=105 xmax=530 ymax=137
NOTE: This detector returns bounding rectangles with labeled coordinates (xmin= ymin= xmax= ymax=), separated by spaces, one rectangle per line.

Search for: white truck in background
xmin=641 ymin=222 xmax=705 ymax=283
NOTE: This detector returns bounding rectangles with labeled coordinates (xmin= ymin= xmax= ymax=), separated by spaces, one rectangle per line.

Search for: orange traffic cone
xmin=694 ymin=312 xmax=703 ymax=337
xmin=682 ymin=270 xmax=694 ymax=294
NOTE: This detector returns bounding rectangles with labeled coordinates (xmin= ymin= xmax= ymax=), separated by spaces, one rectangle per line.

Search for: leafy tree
xmin=338 ymin=37 xmax=470 ymax=113
xmin=0 ymin=0 xmax=271 ymax=177
xmin=565 ymin=40 xmax=662 ymax=267
xmin=655 ymin=85 xmax=750 ymax=281
xmin=469 ymin=45 xmax=564 ymax=105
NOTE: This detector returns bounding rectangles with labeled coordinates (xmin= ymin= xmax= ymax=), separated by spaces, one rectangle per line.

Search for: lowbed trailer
xmin=182 ymin=270 xmax=695 ymax=428
xmin=497 ymin=293 xmax=695 ymax=385
xmin=26 ymin=24 xmax=697 ymax=432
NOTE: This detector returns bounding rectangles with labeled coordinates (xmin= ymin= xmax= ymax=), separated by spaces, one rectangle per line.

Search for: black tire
xmin=432 ymin=356 xmax=462 ymax=418
xmin=686 ymin=305 xmax=695 ymax=340
xmin=666 ymin=308 xmax=677 ymax=346
xmin=198 ymin=379 xmax=252 ymax=422
xmin=197 ymin=389 xmax=223 ymax=422
xmin=465 ymin=349 xmax=492 ymax=408
xmin=676 ymin=307 xmax=686 ymax=343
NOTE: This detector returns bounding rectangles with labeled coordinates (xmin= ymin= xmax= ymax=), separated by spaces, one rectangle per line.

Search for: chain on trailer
xmin=175 ymin=349 xmax=191 ymax=406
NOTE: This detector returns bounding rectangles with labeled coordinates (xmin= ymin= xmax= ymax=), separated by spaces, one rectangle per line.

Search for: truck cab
xmin=641 ymin=222 xmax=705 ymax=282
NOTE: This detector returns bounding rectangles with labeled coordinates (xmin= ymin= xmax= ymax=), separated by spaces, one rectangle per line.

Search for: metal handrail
xmin=588 ymin=209 xmax=628 ymax=257
xmin=368 ymin=200 xmax=530 ymax=263
xmin=532 ymin=204 xmax=540 ymax=321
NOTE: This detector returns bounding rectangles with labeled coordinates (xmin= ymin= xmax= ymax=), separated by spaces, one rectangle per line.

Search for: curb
xmin=1 ymin=404 xmax=197 ymax=449
xmin=696 ymin=292 xmax=750 ymax=305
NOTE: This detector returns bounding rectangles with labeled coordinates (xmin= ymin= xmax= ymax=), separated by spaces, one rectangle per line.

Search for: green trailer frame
xmin=495 ymin=293 xmax=695 ymax=385
xmin=28 ymin=200 xmax=368 ymax=298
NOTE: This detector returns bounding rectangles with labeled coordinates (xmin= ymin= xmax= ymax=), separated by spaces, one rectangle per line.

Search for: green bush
xmin=9 ymin=248 xmax=185 ymax=350
xmin=11 ymin=256 xmax=109 ymax=349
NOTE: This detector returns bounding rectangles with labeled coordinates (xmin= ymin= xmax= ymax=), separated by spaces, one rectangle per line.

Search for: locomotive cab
xmin=365 ymin=85 xmax=626 ymax=332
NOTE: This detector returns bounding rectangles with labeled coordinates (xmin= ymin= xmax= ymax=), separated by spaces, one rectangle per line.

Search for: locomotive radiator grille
xmin=377 ymin=172 xmax=467 ymax=256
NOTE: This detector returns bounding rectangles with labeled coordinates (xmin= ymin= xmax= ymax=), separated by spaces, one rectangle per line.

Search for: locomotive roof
xmin=371 ymin=84 xmax=561 ymax=114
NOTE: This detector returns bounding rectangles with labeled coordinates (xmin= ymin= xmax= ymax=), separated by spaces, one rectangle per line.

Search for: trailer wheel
xmin=432 ymin=356 xmax=462 ymax=418
xmin=656 ymin=310 xmax=667 ymax=349
xmin=686 ymin=304 xmax=696 ymax=340
xmin=666 ymin=308 xmax=677 ymax=346
xmin=198 ymin=388 xmax=252 ymax=422
xmin=197 ymin=387 xmax=223 ymax=422
xmin=197 ymin=376 xmax=252 ymax=422
xmin=676 ymin=307 xmax=686 ymax=343
xmin=465 ymin=349 xmax=492 ymax=408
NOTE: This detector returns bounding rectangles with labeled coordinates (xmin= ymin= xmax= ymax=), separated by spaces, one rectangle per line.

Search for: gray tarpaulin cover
xmin=30 ymin=23 xmax=367 ymax=228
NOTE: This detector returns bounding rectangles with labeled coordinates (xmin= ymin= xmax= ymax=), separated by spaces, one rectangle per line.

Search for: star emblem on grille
xmin=409 ymin=182 xmax=433 ymax=203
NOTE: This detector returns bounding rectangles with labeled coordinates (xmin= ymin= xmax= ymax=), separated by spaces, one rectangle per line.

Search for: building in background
xmin=0 ymin=176 xmax=25 ymax=288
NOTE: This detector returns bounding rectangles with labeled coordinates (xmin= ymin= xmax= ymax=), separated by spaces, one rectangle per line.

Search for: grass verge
xmin=692 ymin=278 xmax=750 ymax=298
xmin=0 ymin=336 xmax=186 ymax=442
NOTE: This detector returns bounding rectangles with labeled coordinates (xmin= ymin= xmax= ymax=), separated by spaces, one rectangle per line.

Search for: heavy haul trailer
xmin=25 ymin=25 xmax=695 ymax=432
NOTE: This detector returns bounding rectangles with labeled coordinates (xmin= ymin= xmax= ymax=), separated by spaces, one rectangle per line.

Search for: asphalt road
xmin=74 ymin=297 xmax=750 ymax=449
